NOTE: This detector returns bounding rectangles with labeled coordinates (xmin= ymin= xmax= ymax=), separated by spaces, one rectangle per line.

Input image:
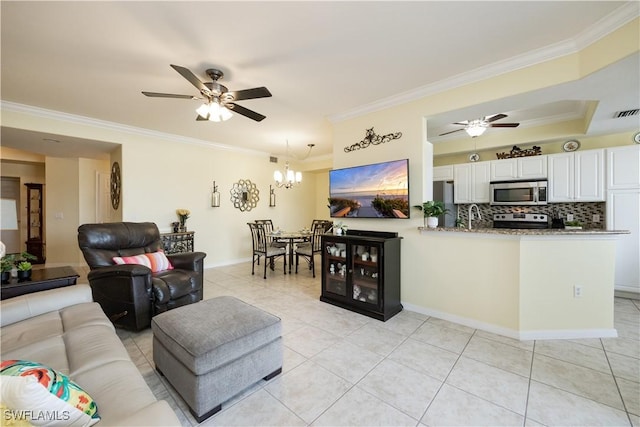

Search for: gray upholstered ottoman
xmin=151 ymin=296 xmax=282 ymax=422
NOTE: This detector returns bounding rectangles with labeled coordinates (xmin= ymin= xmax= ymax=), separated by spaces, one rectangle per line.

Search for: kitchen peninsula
xmin=413 ymin=227 xmax=629 ymax=340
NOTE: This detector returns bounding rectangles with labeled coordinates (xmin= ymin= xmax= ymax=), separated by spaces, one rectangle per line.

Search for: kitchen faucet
xmin=468 ymin=204 xmax=482 ymax=229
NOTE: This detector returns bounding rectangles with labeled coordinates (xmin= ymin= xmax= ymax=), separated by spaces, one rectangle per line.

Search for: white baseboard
xmin=401 ymin=301 xmax=618 ymax=341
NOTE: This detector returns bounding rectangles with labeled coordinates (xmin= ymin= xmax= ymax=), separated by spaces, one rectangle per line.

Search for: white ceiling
xmin=1 ymin=1 xmax=638 ymax=160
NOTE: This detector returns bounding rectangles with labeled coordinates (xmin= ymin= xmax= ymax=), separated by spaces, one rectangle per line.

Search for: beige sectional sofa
xmin=0 ymin=285 xmax=181 ymax=426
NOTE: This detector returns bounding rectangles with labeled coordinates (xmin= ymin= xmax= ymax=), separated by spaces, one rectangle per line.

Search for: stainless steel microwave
xmin=490 ymin=180 xmax=548 ymax=206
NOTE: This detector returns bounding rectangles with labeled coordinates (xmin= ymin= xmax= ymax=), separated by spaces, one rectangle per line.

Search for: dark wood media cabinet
xmin=320 ymin=230 xmax=402 ymax=321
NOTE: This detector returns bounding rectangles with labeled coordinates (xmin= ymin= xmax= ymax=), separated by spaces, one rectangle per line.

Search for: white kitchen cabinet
xmin=519 ymin=156 xmax=548 ymax=179
xmin=454 ymin=161 xmax=490 ymax=203
xmin=574 ymin=149 xmax=605 ymax=200
xmin=433 ymin=165 xmax=454 ymax=182
xmin=490 ymin=156 xmax=547 ymax=181
xmin=607 ymin=145 xmax=640 ymax=190
xmin=547 ymin=149 xmax=604 ymax=202
xmin=607 ymin=189 xmax=640 ymax=293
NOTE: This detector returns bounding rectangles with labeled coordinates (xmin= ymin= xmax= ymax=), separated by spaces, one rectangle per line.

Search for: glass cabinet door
xmin=350 ymin=243 xmax=380 ymax=306
xmin=323 ymin=239 xmax=348 ymax=298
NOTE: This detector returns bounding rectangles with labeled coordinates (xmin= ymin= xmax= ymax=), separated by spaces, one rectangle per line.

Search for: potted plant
xmin=414 ymin=201 xmax=449 ymax=228
xmin=1 ymin=254 xmax=15 ymax=283
xmin=16 ymin=261 xmax=32 ymax=281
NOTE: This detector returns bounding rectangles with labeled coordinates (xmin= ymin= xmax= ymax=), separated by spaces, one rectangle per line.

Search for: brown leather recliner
xmin=77 ymin=222 xmax=206 ymax=331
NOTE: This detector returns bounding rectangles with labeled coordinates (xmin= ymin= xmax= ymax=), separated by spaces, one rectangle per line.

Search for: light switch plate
xmin=567 ymin=214 xmax=574 ymax=221
xmin=593 ymin=214 xmax=600 ymax=222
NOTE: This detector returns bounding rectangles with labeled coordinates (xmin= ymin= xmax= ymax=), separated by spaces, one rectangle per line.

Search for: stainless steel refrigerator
xmin=433 ymin=180 xmax=456 ymax=227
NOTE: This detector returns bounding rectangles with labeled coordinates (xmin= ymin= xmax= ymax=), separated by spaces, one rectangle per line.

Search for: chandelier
xmin=196 ymin=98 xmax=232 ymax=122
xmin=465 ymin=118 xmax=488 ymax=137
xmin=273 ymin=142 xmax=314 ymax=189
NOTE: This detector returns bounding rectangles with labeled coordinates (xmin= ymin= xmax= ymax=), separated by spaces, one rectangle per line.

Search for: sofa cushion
xmin=1 ymin=359 xmax=100 ymax=426
xmin=112 ymin=251 xmax=173 ymax=273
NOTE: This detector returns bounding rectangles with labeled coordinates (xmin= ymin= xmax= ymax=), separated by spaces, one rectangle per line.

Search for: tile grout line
xmin=416 ymin=328 xmax=477 ymax=424
xmin=601 ymin=337 xmax=635 ymax=426
xmin=522 ymin=340 xmax=536 ymax=426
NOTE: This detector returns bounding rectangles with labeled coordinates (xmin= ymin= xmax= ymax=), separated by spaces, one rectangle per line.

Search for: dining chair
xmin=247 ymin=222 xmax=287 ymax=279
xmin=294 ymin=223 xmax=327 ymax=278
xmin=255 ymin=219 xmax=288 ymax=249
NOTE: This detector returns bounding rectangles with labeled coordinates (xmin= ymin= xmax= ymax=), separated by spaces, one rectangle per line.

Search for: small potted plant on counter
xmin=414 ymin=201 xmax=449 ymax=228
xmin=1 ymin=255 xmax=14 ymax=283
xmin=16 ymin=260 xmax=33 ymax=281
xmin=565 ymin=220 xmax=583 ymax=230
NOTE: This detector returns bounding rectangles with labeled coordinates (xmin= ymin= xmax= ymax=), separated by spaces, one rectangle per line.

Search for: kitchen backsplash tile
xmin=456 ymin=202 xmax=605 ymax=229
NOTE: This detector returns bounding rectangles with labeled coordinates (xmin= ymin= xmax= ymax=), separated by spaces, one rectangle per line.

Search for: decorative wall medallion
xmin=633 ymin=131 xmax=640 ymax=144
xmin=344 ymin=127 xmax=402 ymax=153
xmin=496 ymin=145 xmax=542 ymax=159
xmin=562 ymin=140 xmax=580 ymax=152
xmin=110 ymin=161 xmax=121 ymax=209
xmin=230 ymin=179 xmax=259 ymax=212
xmin=469 ymin=153 xmax=480 ymax=162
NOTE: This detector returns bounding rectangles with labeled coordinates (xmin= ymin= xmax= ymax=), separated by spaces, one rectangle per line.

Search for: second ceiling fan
xmin=142 ymin=64 xmax=272 ymax=122
xmin=439 ymin=113 xmax=519 ymax=137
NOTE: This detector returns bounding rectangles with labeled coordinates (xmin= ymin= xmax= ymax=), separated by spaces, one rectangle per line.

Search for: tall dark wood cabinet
xmin=320 ymin=230 xmax=402 ymax=321
xmin=25 ymin=183 xmax=45 ymax=264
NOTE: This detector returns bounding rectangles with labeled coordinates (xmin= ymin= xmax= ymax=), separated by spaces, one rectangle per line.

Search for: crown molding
xmin=1 ymin=101 xmax=269 ymax=158
xmin=329 ymin=3 xmax=639 ymax=124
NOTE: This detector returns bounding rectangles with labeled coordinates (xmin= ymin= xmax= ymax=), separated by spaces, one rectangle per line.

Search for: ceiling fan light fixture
xmin=196 ymin=100 xmax=233 ymax=122
xmin=465 ymin=119 xmax=488 ymax=137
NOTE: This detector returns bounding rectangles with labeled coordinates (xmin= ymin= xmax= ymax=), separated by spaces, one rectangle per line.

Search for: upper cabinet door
xmin=490 ymin=156 xmax=547 ymax=181
xmin=607 ymin=145 xmax=640 ymax=190
xmin=490 ymin=159 xmax=517 ymax=181
xmin=574 ymin=149 xmax=605 ymax=201
xmin=548 ymin=152 xmax=574 ymax=202
xmin=433 ymin=165 xmax=454 ymax=182
xmin=453 ymin=164 xmax=472 ymax=203
xmin=472 ymin=161 xmax=491 ymax=203
xmin=518 ymin=156 xmax=547 ymax=179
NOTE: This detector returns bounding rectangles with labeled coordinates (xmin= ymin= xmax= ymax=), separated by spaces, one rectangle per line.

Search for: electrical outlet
xmin=567 ymin=214 xmax=574 ymax=221
xmin=593 ymin=214 xmax=600 ymax=222
xmin=574 ymin=285 xmax=583 ymax=298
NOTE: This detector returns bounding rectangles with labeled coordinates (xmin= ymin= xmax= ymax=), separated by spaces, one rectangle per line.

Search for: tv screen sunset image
xmin=329 ymin=159 xmax=409 ymax=218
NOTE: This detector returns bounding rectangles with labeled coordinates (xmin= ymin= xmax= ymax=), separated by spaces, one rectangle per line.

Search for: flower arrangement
xmin=176 ymin=209 xmax=190 ymax=231
xmin=176 ymin=209 xmax=190 ymax=223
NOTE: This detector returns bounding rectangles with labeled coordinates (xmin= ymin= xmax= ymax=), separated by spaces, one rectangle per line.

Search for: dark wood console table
xmin=1 ymin=266 xmax=79 ymax=300
xmin=160 ymin=231 xmax=194 ymax=254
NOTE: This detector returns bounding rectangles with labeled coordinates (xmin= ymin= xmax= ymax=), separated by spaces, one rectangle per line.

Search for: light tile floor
xmin=110 ymin=262 xmax=640 ymax=427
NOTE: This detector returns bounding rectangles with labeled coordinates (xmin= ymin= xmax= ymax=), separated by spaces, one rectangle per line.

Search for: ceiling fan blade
xmin=225 ymin=87 xmax=272 ymax=101
xmin=485 ymin=113 xmax=508 ymax=123
xmin=226 ymin=103 xmax=266 ymax=122
xmin=170 ymin=64 xmax=209 ymax=94
xmin=438 ymin=128 xmax=466 ymax=136
xmin=196 ymin=114 xmax=208 ymax=121
xmin=142 ymin=91 xmax=200 ymax=99
xmin=489 ymin=123 xmax=520 ymax=128
xmin=452 ymin=121 xmax=469 ymax=126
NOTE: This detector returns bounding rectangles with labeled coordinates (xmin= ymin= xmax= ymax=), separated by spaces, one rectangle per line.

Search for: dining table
xmin=270 ymin=230 xmax=311 ymax=273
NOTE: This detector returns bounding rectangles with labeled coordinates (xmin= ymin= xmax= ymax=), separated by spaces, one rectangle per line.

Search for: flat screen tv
xmin=329 ymin=159 xmax=409 ymax=218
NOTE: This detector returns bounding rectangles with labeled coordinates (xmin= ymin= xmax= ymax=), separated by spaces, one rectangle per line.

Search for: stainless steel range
xmin=493 ymin=213 xmax=549 ymax=229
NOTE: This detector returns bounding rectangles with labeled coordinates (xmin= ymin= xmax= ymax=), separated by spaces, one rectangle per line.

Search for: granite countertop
xmin=418 ymin=227 xmax=630 ymax=236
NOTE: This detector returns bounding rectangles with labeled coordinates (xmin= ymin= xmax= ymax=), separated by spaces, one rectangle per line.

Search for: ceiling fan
xmin=439 ymin=114 xmax=520 ymax=137
xmin=142 ymin=64 xmax=272 ymax=122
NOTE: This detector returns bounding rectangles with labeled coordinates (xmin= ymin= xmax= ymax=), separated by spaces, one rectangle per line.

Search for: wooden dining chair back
xmin=295 ymin=223 xmax=326 ymax=278
xmin=248 ymin=222 xmax=287 ymax=279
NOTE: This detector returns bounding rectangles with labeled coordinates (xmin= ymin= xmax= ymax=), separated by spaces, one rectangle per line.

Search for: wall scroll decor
xmin=495 ymin=145 xmax=541 ymax=159
xmin=230 ymin=179 xmax=259 ymax=212
xmin=344 ymin=127 xmax=402 ymax=153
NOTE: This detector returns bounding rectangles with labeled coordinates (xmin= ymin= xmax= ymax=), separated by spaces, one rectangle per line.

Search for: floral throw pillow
xmin=0 ymin=360 xmax=100 ymax=426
